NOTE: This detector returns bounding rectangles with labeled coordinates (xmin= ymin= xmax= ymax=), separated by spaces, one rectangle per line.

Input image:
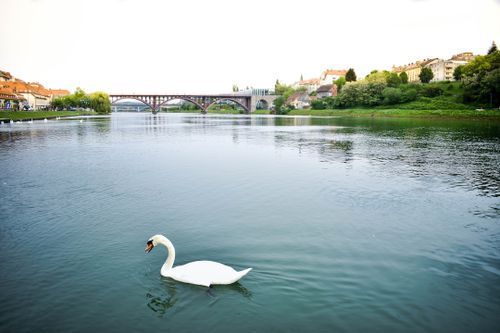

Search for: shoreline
xmin=0 ymin=111 xmax=98 ymax=122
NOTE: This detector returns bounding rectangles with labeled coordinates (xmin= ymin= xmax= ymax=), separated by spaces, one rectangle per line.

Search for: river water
xmin=0 ymin=113 xmax=499 ymax=332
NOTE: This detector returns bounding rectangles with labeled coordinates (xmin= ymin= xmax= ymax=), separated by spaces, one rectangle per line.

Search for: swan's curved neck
xmin=157 ymin=235 xmax=176 ymax=273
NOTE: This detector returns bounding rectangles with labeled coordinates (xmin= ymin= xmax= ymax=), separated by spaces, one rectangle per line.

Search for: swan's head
xmin=145 ymin=235 xmax=162 ymax=253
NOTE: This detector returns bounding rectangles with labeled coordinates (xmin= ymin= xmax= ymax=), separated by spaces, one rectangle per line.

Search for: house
xmin=1 ymin=81 xmax=51 ymax=109
xmin=426 ymin=52 xmax=474 ymax=82
xmin=0 ymin=85 xmax=25 ymax=109
xmin=287 ymin=91 xmax=310 ymax=109
xmin=292 ymin=78 xmax=320 ymax=94
xmin=392 ymin=58 xmax=438 ymax=83
xmin=320 ymin=69 xmax=347 ymax=85
xmin=316 ymin=84 xmax=338 ymax=98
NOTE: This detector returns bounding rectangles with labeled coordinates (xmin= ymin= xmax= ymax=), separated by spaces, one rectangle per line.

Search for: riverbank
xmin=286 ymin=108 xmax=500 ymax=119
xmin=0 ymin=110 xmax=97 ymax=121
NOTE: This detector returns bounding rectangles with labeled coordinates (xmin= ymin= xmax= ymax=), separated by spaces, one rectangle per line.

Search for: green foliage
xmin=364 ymin=70 xmax=389 ymax=83
xmin=382 ymin=87 xmax=402 ymax=104
xmin=399 ymin=72 xmax=408 ymax=84
xmin=336 ymin=82 xmax=386 ymax=107
xmin=345 ymin=68 xmax=357 ymax=82
xmin=89 ymin=92 xmax=111 ymax=114
xmin=386 ymin=72 xmax=402 ymax=87
xmin=334 ymin=76 xmax=346 ymax=92
xmin=311 ymin=99 xmax=326 ymax=110
xmin=421 ymin=86 xmax=443 ymax=98
xmin=453 ymin=65 xmax=464 ymax=81
xmin=419 ymin=68 xmax=434 ymax=83
xmin=273 ymin=96 xmax=285 ymax=114
xmin=51 ymin=89 xmax=111 ymax=114
xmin=462 ymin=50 xmax=500 ymax=106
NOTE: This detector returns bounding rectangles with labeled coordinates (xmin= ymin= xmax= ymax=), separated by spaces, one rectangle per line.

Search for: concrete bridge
xmin=109 ymin=93 xmax=277 ymax=114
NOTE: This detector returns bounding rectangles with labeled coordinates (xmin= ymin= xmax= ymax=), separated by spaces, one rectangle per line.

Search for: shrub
xmin=311 ymin=99 xmax=326 ymax=110
xmin=382 ymin=87 xmax=402 ymax=104
xmin=421 ymin=86 xmax=444 ymax=98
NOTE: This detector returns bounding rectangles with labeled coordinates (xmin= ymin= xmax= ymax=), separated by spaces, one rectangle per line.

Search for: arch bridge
xmin=109 ymin=94 xmax=276 ymax=114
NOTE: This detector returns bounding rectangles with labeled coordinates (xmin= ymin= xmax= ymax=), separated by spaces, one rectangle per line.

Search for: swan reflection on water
xmin=146 ymin=279 xmax=252 ymax=316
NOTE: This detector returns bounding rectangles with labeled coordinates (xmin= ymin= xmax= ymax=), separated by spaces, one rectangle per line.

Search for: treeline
xmin=51 ymin=88 xmax=111 ymax=114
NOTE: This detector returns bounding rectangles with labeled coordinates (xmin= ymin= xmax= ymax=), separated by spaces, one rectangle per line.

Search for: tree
xmin=274 ymin=79 xmax=280 ymax=94
xmin=345 ymin=68 xmax=357 ymax=82
xmin=488 ymin=41 xmax=497 ymax=55
xmin=273 ymin=96 xmax=285 ymax=114
xmin=399 ymin=71 xmax=408 ymax=84
xmin=453 ymin=65 xmax=464 ymax=81
xmin=89 ymin=92 xmax=111 ymax=114
xmin=419 ymin=67 xmax=434 ymax=83
xmin=386 ymin=72 xmax=401 ymax=87
xmin=462 ymin=49 xmax=500 ymax=107
xmin=232 ymin=84 xmax=239 ymax=92
xmin=334 ymin=76 xmax=346 ymax=92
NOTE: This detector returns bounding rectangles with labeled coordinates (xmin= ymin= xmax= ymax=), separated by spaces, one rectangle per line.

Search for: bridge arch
xmin=157 ymin=97 xmax=205 ymax=112
xmin=255 ymin=99 xmax=269 ymax=110
xmin=110 ymin=97 xmax=154 ymax=111
xmin=206 ymin=98 xmax=249 ymax=113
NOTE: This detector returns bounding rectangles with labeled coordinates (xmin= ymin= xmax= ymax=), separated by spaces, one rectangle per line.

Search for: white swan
xmin=145 ymin=234 xmax=252 ymax=287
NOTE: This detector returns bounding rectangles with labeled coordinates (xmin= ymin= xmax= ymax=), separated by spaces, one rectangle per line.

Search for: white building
xmin=320 ymin=69 xmax=347 ymax=85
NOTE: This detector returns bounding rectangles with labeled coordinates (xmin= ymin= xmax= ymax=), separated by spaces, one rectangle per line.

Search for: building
xmin=0 ymin=85 xmax=25 ymax=109
xmin=287 ymin=91 xmax=310 ymax=109
xmin=1 ymin=81 xmax=51 ymax=109
xmin=292 ymin=78 xmax=320 ymax=94
xmin=392 ymin=58 xmax=438 ymax=83
xmin=393 ymin=52 xmax=475 ymax=83
xmin=316 ymin=84 xmax=337 ymax=98
xmin=320 ymin=69 xmax=347 ymax=85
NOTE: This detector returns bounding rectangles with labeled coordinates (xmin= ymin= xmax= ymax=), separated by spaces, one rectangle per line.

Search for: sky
xmin=0 ymin=0 xmax=499 ymax=94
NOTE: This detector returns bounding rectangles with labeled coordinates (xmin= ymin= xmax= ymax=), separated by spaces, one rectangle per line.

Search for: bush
xmin=421 ymin=86 xmax=444 ymax=98
xmin=382 ymin=87 xmax=402 ymax=105
xmin=401 ymin=89 xmax=418 ymax=103
xmin=311 ymin=99 xmax=326 ymax=110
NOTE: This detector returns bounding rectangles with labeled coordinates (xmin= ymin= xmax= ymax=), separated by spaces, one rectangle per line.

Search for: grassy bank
xmin=287 ymin=108 xmax=500 ymax=119
xmin=0 ymin=110 xmax=97 ymax=121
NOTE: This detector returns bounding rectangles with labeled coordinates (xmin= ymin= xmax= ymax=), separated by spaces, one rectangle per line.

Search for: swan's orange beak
xmin=145 ymin=241 xmax=154 ymax=253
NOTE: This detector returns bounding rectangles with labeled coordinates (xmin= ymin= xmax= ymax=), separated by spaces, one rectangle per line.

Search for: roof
xmin=322 ymin=69 xmax=347 ymax=77
xmin=317 ymin=84 xmax=333 ymax=93
xmin=287 ymin=91 xmax=310 ymax=103
xmin=296 ymin=78 xmax=320 ymax=86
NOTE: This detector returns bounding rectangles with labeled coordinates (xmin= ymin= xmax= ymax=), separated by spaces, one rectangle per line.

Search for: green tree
xmin=345 ymin=68 xmax=357 ymax=82
xmin=419 ymin=67 xmax=434 ymax=83
xmin=334 ymin=76 xmax=346 ymax=92
xmin=488 ymin=41 xmax=497 ymax=55
xmin=382 ymin=87 xmax=402 ymax=105
xmin=453 ymin=65 xmax=464 ymax=81
xmin=462 ymin=49 xmax=500 ymax=107
xmin=273 ymin=96 xmax=285 ymax=114
xmin=386 ymin=72 xmax=402 ymax=87
xmin=89 ymin=92 xmax=111 ymax=114
xmin=399 ymin=71 xmax=408 ymax=84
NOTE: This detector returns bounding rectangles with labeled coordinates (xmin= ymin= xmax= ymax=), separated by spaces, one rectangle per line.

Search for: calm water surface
xmin=0 ymin=113 xmax=499 ymax=332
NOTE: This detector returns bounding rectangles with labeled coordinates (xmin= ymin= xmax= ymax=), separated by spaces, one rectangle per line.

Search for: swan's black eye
xmin=147 ymin=240 xmax=153 ymax=245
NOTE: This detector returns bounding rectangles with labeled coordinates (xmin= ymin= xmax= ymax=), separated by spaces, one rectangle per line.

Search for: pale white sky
xmin=0 ymin=0 xmax=499 ymax=94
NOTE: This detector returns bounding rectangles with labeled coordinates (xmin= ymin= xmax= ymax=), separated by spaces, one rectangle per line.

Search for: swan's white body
xmin=147 ymin=234 xmax=251 ymax=287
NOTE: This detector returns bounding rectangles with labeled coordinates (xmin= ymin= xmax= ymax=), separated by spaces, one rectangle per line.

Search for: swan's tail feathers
xmin=235 ymin=267 xmax=252 ymax=282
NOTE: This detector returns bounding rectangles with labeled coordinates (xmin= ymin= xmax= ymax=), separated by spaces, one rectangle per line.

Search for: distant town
xmin=0 ymin=49 xmax=488 ymax=112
